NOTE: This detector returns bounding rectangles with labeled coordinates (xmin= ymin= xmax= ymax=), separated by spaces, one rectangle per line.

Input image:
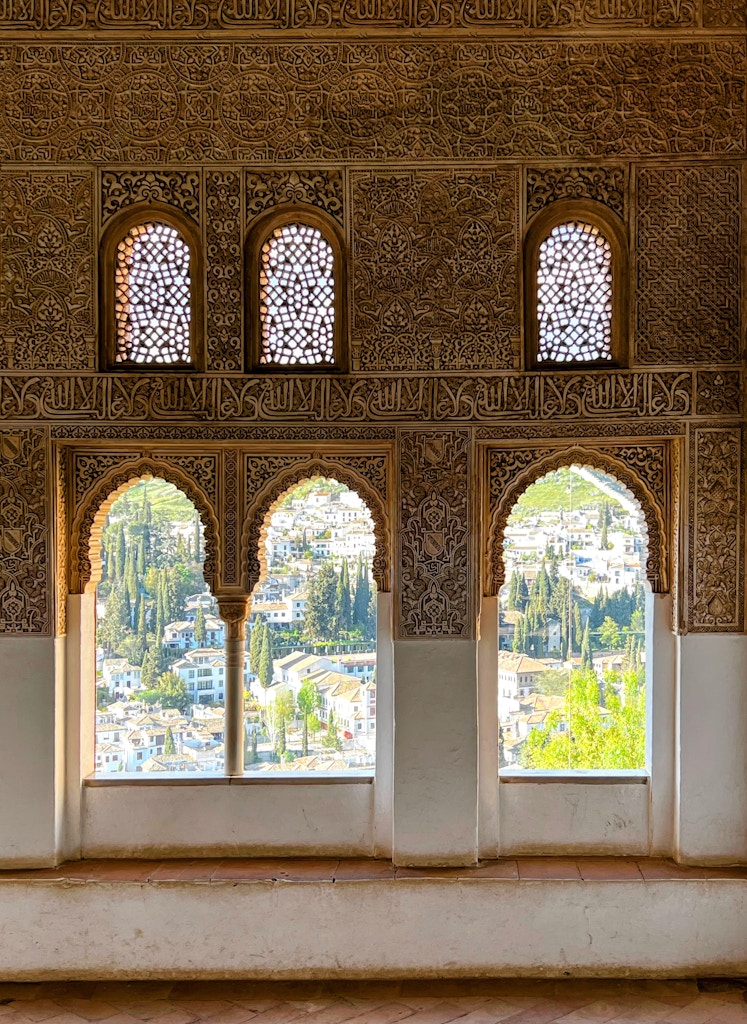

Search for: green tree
xmin=352 ymin=557 xmax=371 ymax=631
xmin=581 ymin=620 xmax=593 ymax=672
xmin=323 ymin=708 xmax=342 ymax=751
xmin=599 ymin=615 xmax=622 ymax=650
xmin=164 ymin=726 xmax=176 ymax=755
xmin=297 ymin=677 xmax=323 ymax=756
xmin=142 ymin=670 xmax=190 ymax=715
xmin=193 ymin=511 xmax=201 ymax=563
xmin=194 ymin=605 xmax=206 ymax=646
xmin=258 ymin=623 xmax=274 ymax=692
xmin=268 ymin=689 xmax=295 ymax=758
xmin=250 ymin=616 xmax=265 ymax=676
xmin=335 ymin=557 xmax=352 ymax=635
xmin=305 ymin=560 xmax=338 ymax=641
xmin=115 ymin=522 xmax=126 ymax=580
xmin=519 ymin=668 xmax=644 ymax=770
xmin=140 ymin=645 xmax=162 ymax=689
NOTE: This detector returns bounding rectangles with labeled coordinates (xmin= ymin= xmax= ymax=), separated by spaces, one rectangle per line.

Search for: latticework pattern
xmin=260 ymin=223 xmax=335 ymax=366
xmin=536 ymin=221 xmax=613 ymax=363
xmin=114 ymin=222 xmax=191 ymax=364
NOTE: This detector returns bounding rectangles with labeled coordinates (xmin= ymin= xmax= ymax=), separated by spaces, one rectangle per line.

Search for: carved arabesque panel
xmin=688 ymin=427 xmax=742 ymax=631
xmin=69 ymin=454 xmax=219 ymax=593
xmin=636 ymin=166 xmax=741 ymax=365
xmin=222 ymin=448 xmax=239 ymax=587
xmin=101 ymin=170 xmax=201 ymax=224
xmin=0 ymin=429 xmax=50 ymax=635
xmin=205 ymin=171 xmax=243 ymax=372
xmin=526 ymin=167 xmax=626 ymax=221
xmin=247 ymin=170 xmax=343 ymax=226
xmin=55 ymin=444 xmax=68 ymax=636
xmin=353 ymin=171 xmax=519 ymax=372
xmin=486 ymin=443 xmax=669 ymax=597
xmin=243 ymin=453 xmax=391 ymax=594
xmin=1 ymin=44 xmax=743 ymax=163
xmin=399 ymin=430 xmax=472 ymax=639
xmin=0 ymin=172 xmax=94 ymax=370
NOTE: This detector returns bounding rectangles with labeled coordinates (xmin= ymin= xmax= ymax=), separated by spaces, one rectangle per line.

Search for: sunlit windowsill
xmin=85 ymin=771 xmax=374 ymax=786
xmin=499 ymin=769 xmax=649 ymax=784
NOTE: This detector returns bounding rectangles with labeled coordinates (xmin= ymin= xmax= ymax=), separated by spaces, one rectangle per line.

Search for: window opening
xmin=95 ymin=479 xmax=220 ymax=775
xmin=115 ymin=221 xmax=191 ymax=364
xmin=247 ymin=477 xmax=377 ymax=774
xmin=497 ymin=466 xmax=648 ymax=771
xmin=536 ymin=221 xmax=613 ymax=364
xmin=259 ymin=223 xmax=335 ymax=366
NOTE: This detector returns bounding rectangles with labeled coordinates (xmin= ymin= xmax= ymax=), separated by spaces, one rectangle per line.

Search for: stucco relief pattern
xmin=101 ymin=170 xmax=201 ymax=224
xmin=0 ymin=428 xmax=49 ymax=634
xmin=636 ymin=166 xmax=741 ymax=365
xmin=222 ymin=448 xmax=239 ymax=587
xmin=246 ymin=170 xmax=343 ymax=225
xmin=0 ymin=171 xmax=94 ymax=370
xmin=486 ymin=443 xmax=668 ymax=596
xmin=689 ymin=427 xmax=743 ymax=631
xmin=0 ymin=44 xmax=743 ymax=163
xmin=526 ymin=166 xmax=626 ymax=220
xmin=1 ymin=0 xmax=739 ymax=29
xmin=398 ymin=430 xmax=472 ymax=638
xmin=353 ymin=170 xmax=519 ymax=372
xmin=205 ymin=170 xmax=243 ymax=371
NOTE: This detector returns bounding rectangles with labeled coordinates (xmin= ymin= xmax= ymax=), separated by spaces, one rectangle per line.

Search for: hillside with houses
xmin=95 ymin=478 xmax=377 ymax=774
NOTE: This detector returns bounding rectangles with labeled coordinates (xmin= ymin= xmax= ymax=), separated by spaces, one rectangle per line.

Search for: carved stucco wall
xmin=0 ymin=3 xmax=743 ymax=637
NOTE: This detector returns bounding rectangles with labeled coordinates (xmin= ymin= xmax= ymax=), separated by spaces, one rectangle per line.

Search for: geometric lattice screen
xmin=259 ymin=223 xmax=335 ymax=366
xmin=536 ymin=221 xmax=613 ymax=363
xmin=114 ymin=222 xmax=192 ymax=364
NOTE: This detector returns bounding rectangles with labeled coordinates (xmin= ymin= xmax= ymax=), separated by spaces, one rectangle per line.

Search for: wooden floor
xmin=0 ymin=980 xmax=745 ymax=1024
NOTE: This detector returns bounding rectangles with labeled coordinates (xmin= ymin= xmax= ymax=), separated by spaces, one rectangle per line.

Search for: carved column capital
xmin=217 ymin=595 xmax=250 ymax=641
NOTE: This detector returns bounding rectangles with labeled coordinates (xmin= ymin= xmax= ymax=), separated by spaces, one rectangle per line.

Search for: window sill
xmin=499 ymin=769 xmax=649 ymax=784
xmin=85 ymin=771 xmax=374 ymax=787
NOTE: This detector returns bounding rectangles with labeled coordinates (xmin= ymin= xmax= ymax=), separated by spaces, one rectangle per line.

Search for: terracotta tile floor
xmin=0 ymin=981 xmax=744 ymax=1024
xmin=1 ymin=859 xmax=746 ymax=883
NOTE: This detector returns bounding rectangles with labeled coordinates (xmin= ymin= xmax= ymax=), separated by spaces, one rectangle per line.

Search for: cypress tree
xmin=518 ymin=574 xmax=530 ymax=611
xmin=193 ymin=511 xmax=201 ymax=563
xmin=581 ymin=620 xmax=593 ymax=672
xmin=352 ymin=558 xmax=370 ymax=631
xmin=259 ymin=624 xmax=274 ymax=691
xmin=250 ymin=616 xmax=265 ymax=676
xmin=116 ymin=523 xmax=126 ymax=580
xmin=508 ymin=570 xmax=520 ymax=610
xmin=155 ymin=574 xmax=165 ymax=646
xmin=336 ymin=557 xmax=352 ymax=635
xmin=195 ymin=605 xmax=206 ymax=646
xmin=164 ymin=727 xmax=176 ymax=756
xmin=573 ymin=604 xmax=583 ymax=652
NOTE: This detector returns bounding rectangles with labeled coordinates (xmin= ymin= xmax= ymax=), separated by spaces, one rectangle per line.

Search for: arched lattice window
xmin=248 ymin=209 xmax=346 ymax=371
xmin=100 ymin=205 xmax=203 ymax=370
xmin=525 ymin=201 xmax=628 ymax=369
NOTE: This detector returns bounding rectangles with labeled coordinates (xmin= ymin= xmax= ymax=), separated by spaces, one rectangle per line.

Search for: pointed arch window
xmin=100 ymin=204 xmax=203 ymax=370
xmin=525 ymin=201 xmax=628 ymax=369
xmin=248 ymin=208 xmax=346 ymax=371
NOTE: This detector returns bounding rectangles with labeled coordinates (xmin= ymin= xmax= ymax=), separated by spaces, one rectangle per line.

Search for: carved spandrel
xmin=0 ymin=371 xmax=731 ymax=422
xmin=688 ymin=427 xmax=743 ymax=632
xmin=101 ymin=170 xmax=201 ymax=224
xmin=486 ymin=442 xmax=669 ymax=597
xmin=243 ymin=452 xmax=390 ymax=593
xmin=526 ymin=166 xmax=626 ymax=220
xmin=0 ymin=172 xmax=95 ymax=370
xmin=246 ymin=170 xmax=343 ymax=225
xmin=0 ymin=43 xmax=743 ymax=161
xmin=353 ymin=170 xmax=519 ymax=372
xmin=0 ymin=428 xmax=50 ymax=635
xmin=636 ymin=166 xmax=741 ymax=366
xmin=398 ymin=430 xmax=472 ymax=638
